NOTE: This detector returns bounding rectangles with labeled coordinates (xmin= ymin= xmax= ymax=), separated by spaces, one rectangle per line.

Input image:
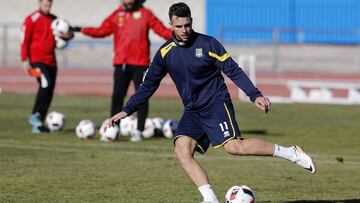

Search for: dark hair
xmin=168 ymin=2 xmax=191 ymax=20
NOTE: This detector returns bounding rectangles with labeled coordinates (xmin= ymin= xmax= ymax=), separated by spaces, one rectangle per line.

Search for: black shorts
xmin=174 ymin=101 xmax=242 ymax=154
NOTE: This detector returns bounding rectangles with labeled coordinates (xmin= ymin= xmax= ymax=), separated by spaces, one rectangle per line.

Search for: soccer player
xmin=21 ymin=0 xmax=71 ymax=133
xmin=71 ymin=0 xmax=172 ymax=142
xmin=109 ymin=3 xmax=316 ymax=202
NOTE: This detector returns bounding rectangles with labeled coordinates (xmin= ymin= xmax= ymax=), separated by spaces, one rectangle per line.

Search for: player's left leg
xmin=199 ymin=101 xmax=316 ymax=174
xmin=223 ymin=138 xmax=275 ymax=156
xmin=223 ymin=139 xmax=316 ymax=173
xmin=39 ymin=65 xmax=57 ymax=121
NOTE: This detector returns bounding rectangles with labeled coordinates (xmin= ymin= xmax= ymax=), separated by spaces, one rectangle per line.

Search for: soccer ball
xmin=142 ymin=118 xmax=155 ymax=139
xmin=75 ymin=120 xmax=96 ymax=139
xmin=162 ymin=119 xmax=179 ymax=139
xmin=99 ymin=119 xmax=119 ymax=142
xmin=225 ymin=185 xmax=255 ymax=203
xmin=119 ymin=116 xmax=135 ymax=136
xmin=51 ymin=18 xmax=73 ymax=47
xmin=152 ymin=117 xmax=164 ymax=129
xmin=152 ymin=117 xmax=165 ymax=136
xmin=45 ymin=111 xmax=65 ymax=132
xmin=51 ymin=18 xmax=70 ymax=36
xmin=54 ymin=36 xmax=67 ymax=49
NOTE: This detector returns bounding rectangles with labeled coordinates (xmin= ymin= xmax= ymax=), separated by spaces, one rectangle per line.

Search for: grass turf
xmin=0 ymin=93 xmax=359 ymax=202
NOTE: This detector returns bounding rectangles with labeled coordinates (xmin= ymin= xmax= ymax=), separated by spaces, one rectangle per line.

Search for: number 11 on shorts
xmin=219 ymin=121 xmax=230 ymax=138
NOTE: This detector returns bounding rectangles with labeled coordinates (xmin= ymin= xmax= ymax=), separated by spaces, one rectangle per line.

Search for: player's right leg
xmin=29 ymin=75 xmax=45 ymax=132
xmin=29 ymin=63 xmax=56 ymax=133
xmin=130 ymin=65 xmax=149 ymax=142
xmin=174 ymin=136 xmax=209 ymax=187
xmin=174 ymin=136 xmax=219 ymax=203
xmin=174 ymin=112 xmax=219 ymax=203
xmin=111 ymin=65 xmax=131 ymax=117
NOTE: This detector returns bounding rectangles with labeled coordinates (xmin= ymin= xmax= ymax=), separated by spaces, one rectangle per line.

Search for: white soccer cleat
xmin=292 ymin=145 xmax=316 ymax=174
xmin=130 ymin=130 xmax=143 ymax=142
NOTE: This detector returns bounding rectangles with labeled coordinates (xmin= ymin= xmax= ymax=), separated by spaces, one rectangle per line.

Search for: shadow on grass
xmin=62 ymin=128 xmax=76 ymax=134
xmin=242 ymin=129 xmax=283 ymax=137
xmin=284 ymin=199 xmax=360 ymax=203
xmin=242 ymin=129 xmax=268 ymax=135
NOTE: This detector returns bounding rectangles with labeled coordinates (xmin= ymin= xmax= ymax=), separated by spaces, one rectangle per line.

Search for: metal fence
xmin=1 ymin=23 xmax=360 ymax=74
xmin=219 ymin=27 xmax=360 ymax=73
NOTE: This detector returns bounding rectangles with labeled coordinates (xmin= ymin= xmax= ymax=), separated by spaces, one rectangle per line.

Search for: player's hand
xmin=21 ymin=61 xmax=30 ymax=74
xmin=255 ymin=96 xmax=271 ymax=114
xmin=70 ymin=26 xmax=82 ymax=32
xmin=108 ymin=111 xmax=128 ymax=127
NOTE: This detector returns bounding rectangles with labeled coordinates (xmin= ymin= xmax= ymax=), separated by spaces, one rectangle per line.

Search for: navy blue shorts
xmin=174 ymin=101 xmax=242 ymax=154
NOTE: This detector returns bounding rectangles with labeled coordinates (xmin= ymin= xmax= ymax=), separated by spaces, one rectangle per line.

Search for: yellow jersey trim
xmin=213 ymin=103 xmax=239 ymax=149
xmin=160 ymin=42 xmax=176 ymax=58
xmin=196 ymin=144 xmax=206 ymax=154
xmin=208 ymin=51 xmax=230 ymax=62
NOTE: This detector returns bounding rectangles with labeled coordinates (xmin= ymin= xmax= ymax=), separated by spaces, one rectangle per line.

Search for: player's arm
xmin=20 ymin=17 xmax=32 ymax=73
xmin=75 ymin=11 xmax=115 ymax=38
xmin=209 ymin=38 xmax=270 ymax=113
xmin=147 ymin=10 xmax=172 ymax=40
xmin=109 ymin=52 xmax=168 ymax=125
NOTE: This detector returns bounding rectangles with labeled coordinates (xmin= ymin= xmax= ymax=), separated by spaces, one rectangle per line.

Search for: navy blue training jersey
xmin=122 ymin=32 xmax=262 ymax=115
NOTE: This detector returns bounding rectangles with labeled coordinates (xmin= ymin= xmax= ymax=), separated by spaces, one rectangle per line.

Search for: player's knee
xmin=224 ymin=139 xmax=246 ymax=155
xmin=174 ymin=139 xmax=194 ymax=162
xmin=174 ymin=144 xmax=191 ymax=161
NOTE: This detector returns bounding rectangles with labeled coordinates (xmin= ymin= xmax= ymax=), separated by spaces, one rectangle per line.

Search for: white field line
xmin=1 ymin=142 xmax=359 ymax=166
xmin=1 ymin=75 xmax=360 ymax=86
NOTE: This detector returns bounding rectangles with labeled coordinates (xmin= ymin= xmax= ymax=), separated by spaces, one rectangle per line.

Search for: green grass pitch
xmin=1 ymin=93 xmax=360 ymax=202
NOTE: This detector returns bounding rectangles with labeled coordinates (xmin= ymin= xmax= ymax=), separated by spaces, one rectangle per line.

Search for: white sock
xmin=198 ymin=184 xmax=219 ymax=203
xmin=273 ymin=144 xmax=296 ymax=162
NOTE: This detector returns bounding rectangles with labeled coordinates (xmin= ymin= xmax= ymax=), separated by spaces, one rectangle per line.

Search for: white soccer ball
xmin=54 ymin=36 xmax=67 ymax=49
xmin=142 ymin=118 xmax=155 ymax=139
xmin=162 ymin=119 xmax=179 ymax=139
xmin=152 ymin=117 xmax=165 ymax=136
xmin=45 ymin=111 xmax=65 ymax=132
xmin=152 ymin=117 xmax=164 ymax=130
xmin=99 ymin=119 xmax=119 ymax=142
xmin=51 ymin=18 xmax=70 ymax=36
xmin=75 ymin=120 xmax=96 ymax=139
xmin=225 ymin=185 xmax=255 ymax=203
xmin=119 ymin=116 xmax=136 ymax=136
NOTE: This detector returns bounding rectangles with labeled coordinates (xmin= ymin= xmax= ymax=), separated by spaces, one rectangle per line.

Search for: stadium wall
xmin=207 ymin=0 xmax=360 ymax=44
xmin=0 ymin=0 xmax=205 ymax=69
xmin=0 ymin=0 xmax=205 ymax=41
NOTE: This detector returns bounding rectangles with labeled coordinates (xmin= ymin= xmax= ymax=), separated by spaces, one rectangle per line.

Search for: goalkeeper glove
xmin=70 ymin=26 xmax=82 ymax=32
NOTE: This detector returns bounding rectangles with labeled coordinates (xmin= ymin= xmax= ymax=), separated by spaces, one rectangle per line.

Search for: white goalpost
xmin=237 ymin=54 xmax=256 ymax=101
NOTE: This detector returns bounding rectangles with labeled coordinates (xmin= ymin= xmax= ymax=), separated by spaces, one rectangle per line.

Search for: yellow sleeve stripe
xmin=208 ymin=51 xmax=230 ymax=62
xmin=160 ymin=42 xmax=176 ymax=58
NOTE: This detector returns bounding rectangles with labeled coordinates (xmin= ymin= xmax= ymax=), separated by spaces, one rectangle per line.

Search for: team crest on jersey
xmin=118 ymin=12 xmax=125 ymax=26
xmin=195 ymin=48 xmax=203 ymax=58
xmin=133 ymin=11 xmax=142 ymax=19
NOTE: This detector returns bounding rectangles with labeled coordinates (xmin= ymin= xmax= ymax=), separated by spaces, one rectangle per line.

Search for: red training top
xmin=21 ymin=10 xmax=57 ymax=67
xmin=81 ymin=5 xmax=172 ymax=67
